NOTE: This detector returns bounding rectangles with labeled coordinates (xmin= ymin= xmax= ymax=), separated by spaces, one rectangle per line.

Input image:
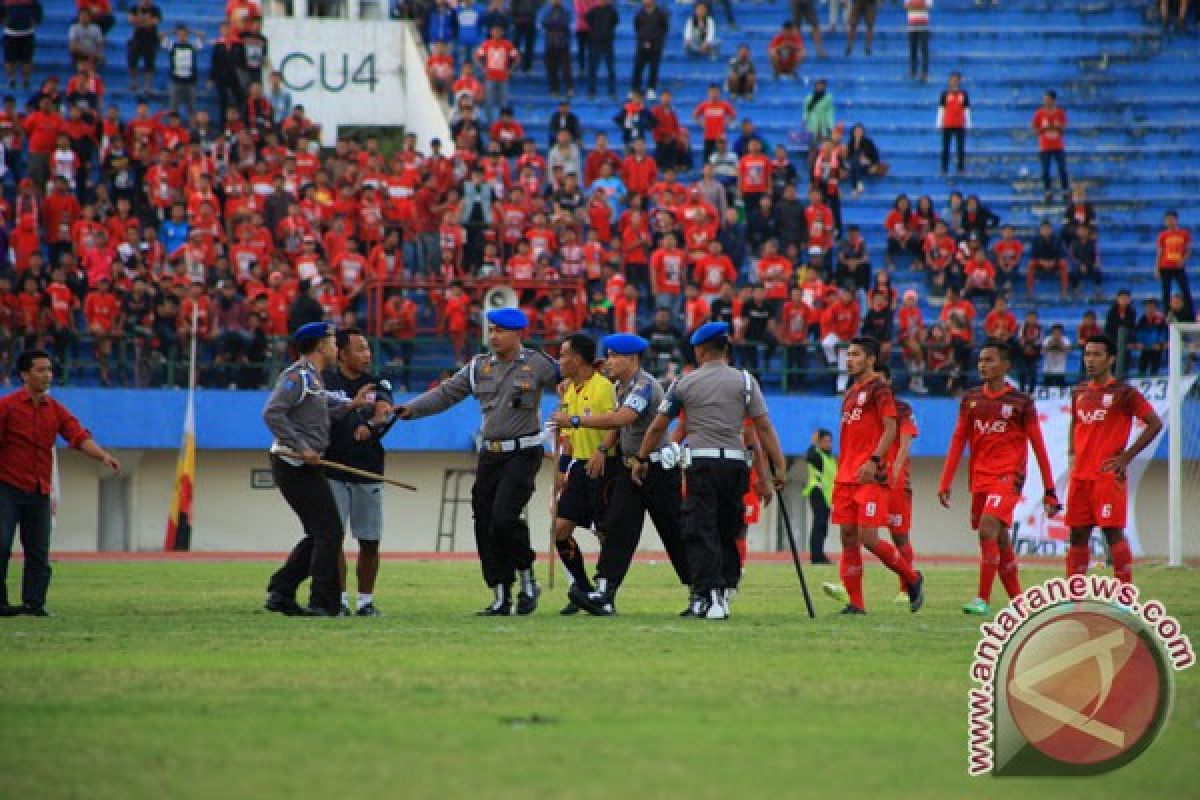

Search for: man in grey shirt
xmin=550 ymin=333 xmax=691 ymax=616
xmin=397 ymin=308 xmax=561 ymax=615
xmin=634 ymin=322 xmax=787 ymax=620
xmin=262 ymin=322 xmax=377 ymax=617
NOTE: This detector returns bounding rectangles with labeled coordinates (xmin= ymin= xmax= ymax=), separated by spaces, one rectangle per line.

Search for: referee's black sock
xmin=556 ymin=536 xmax=592 ymax=592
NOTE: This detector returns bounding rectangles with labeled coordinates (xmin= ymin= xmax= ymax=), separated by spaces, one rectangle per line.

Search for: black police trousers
xmin=682 ymin=459 xmax=749 ymax=593
xmin=472 ymin=447 xmax=541 ymax=588
xmin=597 ymin=462 xmax=690 ymax=590
xmin=267 ymin=455 xmax=345 ymax=612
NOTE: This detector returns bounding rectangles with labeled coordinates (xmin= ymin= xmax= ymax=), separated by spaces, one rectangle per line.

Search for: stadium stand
xmin=1 ymin=0 xmax=1197 ymax=393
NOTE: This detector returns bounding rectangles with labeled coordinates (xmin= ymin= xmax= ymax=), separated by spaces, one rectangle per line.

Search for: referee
xmin=323 ymin=328 xmax=394 ymax=617
xmin=551 ymin=333 xmax=620 ymax=614
xmin=633 ymin=322 xmax=787 ymax=620
xmin=262 ymin=322 xmax=376 ymax=617
xmin=397 ymin=308 xmax=560 ymax=616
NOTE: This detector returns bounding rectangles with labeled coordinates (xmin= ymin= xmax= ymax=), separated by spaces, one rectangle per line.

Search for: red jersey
xmin=836 ymin=376 xmax=897 ymax=485
xmin=693 ymin=255 xmax=736 ymax=294
xmin=1070 ymin=379 xmax=1155 ymax=481
xmin=777 ymin=300 xmax=813 ymax=344
xmin=1032 ymin=107 xmax=1067 ymax=151
xmin=650 ymin=248 xmax=686 ymax=294
xmin=939 ymin=385 xmax=1055 ymax=495
xmin=992 ymin=239 xmax=1025 ymax=271
xmin=612 ymin=295 xmax=638 ymax=333
xmin=983 ymin=309 xmax=1018 ymax=340
xmin=1156 ymin=228 xmax=1191 ymax=270
xmin=887 ymin=399 xmax=919 ymax=489
xmin=738 ymin=154 xmax=772 ymax=194
xmin=684 ymin=296 xmax=710 ymax=331
xmin=475 ymin=39 xmax=520 ymax=82
xmin=693 ymin=100 xmax=736 ymax=141
xmin=757 ymin=255 xmax=792 ymax=300
xmin=84 ymin=291 xmax=121 ymax=333
xmin=897 ymin=305 xmax=924 ymax=339
xmin=939 ymin=90 xmax=969 ymax=128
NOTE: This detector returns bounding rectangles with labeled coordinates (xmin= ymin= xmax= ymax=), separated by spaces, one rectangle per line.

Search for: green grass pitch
xmin=0 ymin=561 xmax=1196 ymax=800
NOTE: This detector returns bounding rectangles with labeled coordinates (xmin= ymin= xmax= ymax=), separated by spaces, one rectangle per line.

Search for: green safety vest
xmin=803 ymin=448 xmax=836 ymax=504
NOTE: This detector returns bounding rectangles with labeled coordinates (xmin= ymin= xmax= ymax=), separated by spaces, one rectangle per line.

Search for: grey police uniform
xmin=659 ymin=360 xmax=768 ymax=595
xmin=594 ymin=368 xmax=690 ymax=591
xmin=405 ymin=347 xmax=560 ymax=594
xmin=262 ymin=357 xmax=359 ymax=613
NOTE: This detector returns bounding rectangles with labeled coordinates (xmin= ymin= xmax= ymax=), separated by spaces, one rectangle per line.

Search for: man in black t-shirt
xmin=738 ymin=284 xmax=775 ymax=376
xmin=127 ymin=0 xmax=162 ymax=98
xmin=322 ymin=328 xmax=394 ymax=616
xmin=237 ymin=16 xmax=268 ymax=96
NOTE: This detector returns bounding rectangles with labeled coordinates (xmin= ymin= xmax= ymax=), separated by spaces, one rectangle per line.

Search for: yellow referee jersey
xmin=560 ymin=371 xmax=616 ymax=459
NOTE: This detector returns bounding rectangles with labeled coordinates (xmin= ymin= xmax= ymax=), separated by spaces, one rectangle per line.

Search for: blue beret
xmin=602 ymin=333 xmax=648 ymax=356
xmin=293 ymin=321 xmax=334 ymax=342
xmin=690 ymin=321 xmax=730 ymax=347
xmin=486 ymin=307 xmax=528 ymax=330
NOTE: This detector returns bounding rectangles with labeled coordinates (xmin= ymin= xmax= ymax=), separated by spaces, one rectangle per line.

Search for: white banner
xmin=1014 ymin=376 xmax=1196 ymax=556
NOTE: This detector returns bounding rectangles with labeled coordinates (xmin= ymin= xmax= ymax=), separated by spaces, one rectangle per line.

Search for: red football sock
xmin=998 ymin=543 xmax=1021 ymax=599
xmin=1109 ymin=538 xmax=1133 ymax=584
xmin=735 ymin=536 xmax=747 ymax=567
xmin=840 ymin=543 xmax=864 ymax=609
xmin=896 ymin=540 xmax=914 ymax=592
xmin=1066 ymin=544 xmax=1090 ymax=576
xmin=978 ymin=538 xmax=1000 ymax=603
xmin=867 ymin=538 xmax=917 ymax=585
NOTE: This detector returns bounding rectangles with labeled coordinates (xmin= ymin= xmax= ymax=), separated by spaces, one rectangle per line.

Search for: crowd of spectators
xmin=0 ymin=0 xmax=1193 ymax=394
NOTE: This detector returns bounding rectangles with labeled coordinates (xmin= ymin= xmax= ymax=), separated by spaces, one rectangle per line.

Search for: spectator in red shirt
xmin=1155 ymin=210 xmax=1193 ymax=318
xmin=83 ymin=274 xmax=121 ymax=384
xmin=0 ymin=349 xmax=120 ymax=616
xmin=768 ymin=20 xmax=805 ymax=78
xmin=474 ymin=25 xmax=520 ymax=123
xmin=991 ymin=224 xmax=1024 ymax=298
xmin=963 ymin=247 xmax=997 ymax=307
xmin=777 ymin=286 xmax=813 ymax=387
xmin=937 ymin=71 xmax=970 ymax=175
xmin=22 ymin=97 xmax=64 ymax=193
xmin=983 ymin=296 xmax=1018 ymax=345
xmin=1031 ymin=89 xmax=1069 ymax=201
xmin=693 ymin=83 xmax=736 ymax=163
xmin=820 ymin=284 xmax=860 ymax=391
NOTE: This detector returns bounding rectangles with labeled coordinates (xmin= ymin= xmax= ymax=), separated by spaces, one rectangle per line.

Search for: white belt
xmin=688 ymin=447 xmax=749 ymax=462
xmin=481 ymin=434 xmax=544 ymax=453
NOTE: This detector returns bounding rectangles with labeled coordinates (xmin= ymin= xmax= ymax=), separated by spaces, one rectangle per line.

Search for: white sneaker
xmin=705 ymin=589 xmax=729 ymax=620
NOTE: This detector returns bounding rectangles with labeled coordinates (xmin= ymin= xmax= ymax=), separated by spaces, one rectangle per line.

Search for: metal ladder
xmin=436 ymin=468 xmax=476 ymax=552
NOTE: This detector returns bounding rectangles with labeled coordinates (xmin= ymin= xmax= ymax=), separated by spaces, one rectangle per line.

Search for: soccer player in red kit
xmin=938 ymin=341 xmax=1060 ymax=615
xmin=822 ymin=337 xmax=924 ymax=615
xmin=878 ymin=365 xmax=918 ymax=602
xmin=1065 ymin=336 xmax=1163 ymax=585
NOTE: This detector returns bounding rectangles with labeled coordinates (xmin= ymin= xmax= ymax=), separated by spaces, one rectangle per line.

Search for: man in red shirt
xmin=821 ymin=336 xmax=923 ymax=615
xmin=649 ymin=233 xmax=686 ymax=316
xmin=1031 ymin=89 xmax=1069 ymax=201
xmin=768 ymin=20 xmax=805 ymax=78
xmin=620 ymin=137 xmax=658 ymax=197
xmin=820 ymin=284 xmax=860 ymax=392
xmin=474 ymin=26 xmax=520 ymax=123
xmin=777 ymin=286 xmax=813 ymax=388
xmin=692 ymin=83 xmax=736 ymax=163
xmin=737 ymin=138 xmax=772 ymax=210
xmin=937 ymin=71 xmax=970 ymax=174
xmin=1065 ymin=335 xmax=1162 ymax=585
xmin=1155 ymin=210 xmax=1193 ymax=317
xmin=83 ymin=275 xmax=122 ymax=385
xmin=0 ymin=350 xmax=120 ymax=616
xmin=938 ymin=341 xmax=1060 ymax=615
xmin=874 ymin=365 xmax=918 ymax=602
xmin=22 ymin=97 xmax=64 ymax=193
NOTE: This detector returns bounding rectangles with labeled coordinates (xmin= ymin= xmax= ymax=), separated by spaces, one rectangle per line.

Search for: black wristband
xmin=1045 ymin=488 xmax=1058 ymax=498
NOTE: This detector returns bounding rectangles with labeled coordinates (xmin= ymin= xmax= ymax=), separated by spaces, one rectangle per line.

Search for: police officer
xmin=633 ymin=322 xmax=788 ymax=620
xmin=396 ymin=308 xmax=560 ymax=616
xmin=262 ymin=322 xmax=376 ymax=617
xmin=323 ymin=327 xmax=394 ymax=617
xmin=550 ymin=333 xmax=692 ymax=616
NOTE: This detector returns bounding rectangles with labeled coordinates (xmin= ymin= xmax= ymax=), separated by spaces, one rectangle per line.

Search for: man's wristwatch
xmin=636 ymin=455 xmax=650 ymax=464
xmin=1045 ymin=488 xmax=1058 ymax=498
xmin=570 ymin=415 xmax=582 ymax=428
xmin=597 ymin=444 xmax=609 ymax=455
xmin=870 ymin=455 xmax=883 ymax=465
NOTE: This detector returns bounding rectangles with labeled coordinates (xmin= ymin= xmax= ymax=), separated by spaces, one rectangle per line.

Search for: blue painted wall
xmin=4 ymin=388 xmax=1187 ymax=460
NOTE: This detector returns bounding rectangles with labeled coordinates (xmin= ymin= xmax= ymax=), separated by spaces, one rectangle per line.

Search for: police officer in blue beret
xmin=550 ymin=333 xmax=692 ymax=616
xmin=396 ymin=308 xmax=561 ymax=616
xmin=633 ymin=322 xmax=788 ymax=620
xmin=262 ymin=322 xmax=379 ymax=617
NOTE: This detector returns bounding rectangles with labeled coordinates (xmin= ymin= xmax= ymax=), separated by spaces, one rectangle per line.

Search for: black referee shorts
xmin=555 ymin=458 xmax=620 ymax=530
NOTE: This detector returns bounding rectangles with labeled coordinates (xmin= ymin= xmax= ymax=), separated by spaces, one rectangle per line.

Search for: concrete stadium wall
xmin=50 ymin=451 xmax=1195 ymax=558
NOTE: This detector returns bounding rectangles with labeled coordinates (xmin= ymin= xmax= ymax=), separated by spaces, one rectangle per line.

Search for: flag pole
xmin=165 ymin=304 xmax=200 ymax=551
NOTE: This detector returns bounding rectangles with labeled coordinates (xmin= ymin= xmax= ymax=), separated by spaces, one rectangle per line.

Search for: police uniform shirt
xmin=262 ymin=358 xmax=357 ymax=459
xmin=405 ymin=347 xmax=561 ymax=439
xmin=322 ymin=368 xmax=394 ymax=482
xmin=660 ymin=361 xmax=767 ymax=451
xmin=561 ymin=371 xmax=616 ymax=460
xmin=616 ymin=368 xmax=666 ymax=456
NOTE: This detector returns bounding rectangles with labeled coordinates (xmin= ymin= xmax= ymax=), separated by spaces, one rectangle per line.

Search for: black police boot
xmin=264 ymin=591 xmax=304 ymax=616
xmin=569 ymin=579 xmax=616 ymax=617
xmin=679 ymin=591 xmax=705 ymax=618
xmin=0 ymin=603 xmax=22 ymax=617
xmin=515 ymin=569 xmax=540 ymax=615
xmin=477 ymin=584 xmax=512 ymax=616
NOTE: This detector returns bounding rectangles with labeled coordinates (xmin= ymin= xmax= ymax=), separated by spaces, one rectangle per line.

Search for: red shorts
xmin=832 ymin=482 xmax=889 ymax=527
xmin=1064 ymin=474 xmax=1127 ymax=529
xmin=970 ymin=490 xmax=1020 ymax=530
xmin=887 ymin=487 xmax=912 ymax=535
